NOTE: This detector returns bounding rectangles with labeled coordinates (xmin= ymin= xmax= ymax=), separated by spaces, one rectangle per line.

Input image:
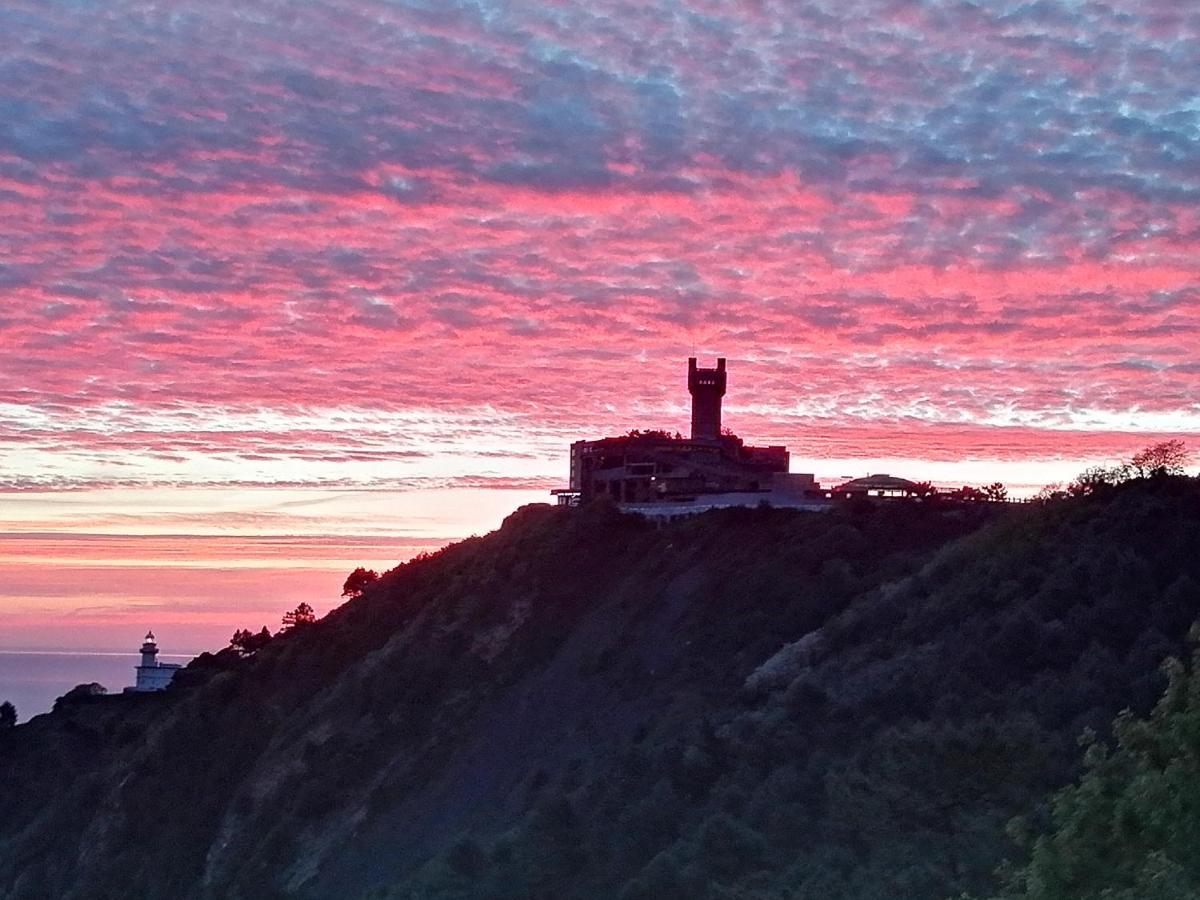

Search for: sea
xmin=0 ymin=650 xmax=193 ymax=721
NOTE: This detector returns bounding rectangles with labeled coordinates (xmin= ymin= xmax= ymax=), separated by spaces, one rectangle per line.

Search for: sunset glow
xmin=2 ymin=0 xmax=1197 ymax=650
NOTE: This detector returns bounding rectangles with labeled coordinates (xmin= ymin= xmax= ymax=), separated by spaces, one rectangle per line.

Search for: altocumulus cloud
xmin=0 ymin=0 xmax=1197 ymax=490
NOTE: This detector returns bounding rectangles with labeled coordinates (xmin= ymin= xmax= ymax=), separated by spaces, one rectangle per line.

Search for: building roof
xmin=833 ymin=473 xmax=920 ymax=493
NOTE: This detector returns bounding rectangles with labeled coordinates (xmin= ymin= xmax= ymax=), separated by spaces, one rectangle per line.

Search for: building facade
xmin=556 ymin=358 xmax=824 ymax=513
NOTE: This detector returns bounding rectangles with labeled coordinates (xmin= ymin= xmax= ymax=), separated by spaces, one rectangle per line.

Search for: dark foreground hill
xmin=3 ymin=479 xmax=1200 ymax=900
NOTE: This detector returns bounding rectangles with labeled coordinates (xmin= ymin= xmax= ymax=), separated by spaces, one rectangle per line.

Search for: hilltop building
xmin=552 ymin=358 xmax=967 ymax=515
xmin=554 ymin=358 xmax=824 ymax=515
xmin=123 ymin=631 xmax=182 ymax=693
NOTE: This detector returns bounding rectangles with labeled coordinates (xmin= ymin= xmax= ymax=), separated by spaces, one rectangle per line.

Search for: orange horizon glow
xmin=2 ymin=0 xmax=1198 ymax=651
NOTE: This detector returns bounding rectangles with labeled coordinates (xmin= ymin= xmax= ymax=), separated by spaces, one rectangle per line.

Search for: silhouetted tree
xmin=342 ymin=567 xmax=380 ymax=599
xmin=1050 ymin=443 xmax=1191 ymax=503
xmin=1033 ymin=482 xmax=1067 ymax=503
xmin=0 ymin=701 xmax=15 ymax=729
xmin=984 ymin=482 xmax=1009 ymax=502
xmin=912 ymin=481 xmax=940 ymax=500
xmin=230 ymin=626 xmax=272 ymax=655
xmin=1130 ymin=439 xmax=1190 ymax=478
xmin=281 ymin=602 xmax=316 ymax=631
xmin=1068 ymin=465 xmax=1123 ymax=497
xmin=54 ymin=683 xmax=107 ymax=711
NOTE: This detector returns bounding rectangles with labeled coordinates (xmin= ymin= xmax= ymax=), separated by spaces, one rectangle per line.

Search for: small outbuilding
xmin=830 ymin=473 xmax=922 ymax=499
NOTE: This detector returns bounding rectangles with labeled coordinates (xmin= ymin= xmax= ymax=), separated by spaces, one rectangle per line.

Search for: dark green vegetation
xmin=2 ymin=478 xmax=1200 ymax=900
xmin=971 ymin=634 xmax=1200 ymax=900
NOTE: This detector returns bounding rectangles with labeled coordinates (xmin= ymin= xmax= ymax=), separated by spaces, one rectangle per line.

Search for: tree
xmin=281 ymin=602 xmax=316 ymax=631
xmin=445 ymin=835 xmax=486 ymax=878
xmin=0 ymin=701 xmax=15 ymax=729
xmin=1067 ymin=465 xmax=1124 ymax=497
xmin=342 ymin=567 xmax=380 ymax=599
xmin=912 ymin=481 xmax=940 ymax=500
xmin=984 ymin=482 xmax=1009 ymax=502
xmin=975 ymin=631 xmax=1200 ymax=900
xmin=1033 ymin=483 xmax=1067 ymax=504
xmin=1130 ymin=439 xmax=1190 ymax=478
xmin=54 ymin=683 xmax=107 ymax=711
xmin=230 ymin=626 xmax=272 ymax=655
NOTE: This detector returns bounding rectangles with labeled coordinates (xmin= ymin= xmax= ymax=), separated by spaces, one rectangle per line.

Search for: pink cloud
xmin=0 ymin=0 xmax=1198 ymax=650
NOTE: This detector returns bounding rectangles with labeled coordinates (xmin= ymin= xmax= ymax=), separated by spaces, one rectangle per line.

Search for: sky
xmin=1 ymin=0 xmax=1198 ymax=657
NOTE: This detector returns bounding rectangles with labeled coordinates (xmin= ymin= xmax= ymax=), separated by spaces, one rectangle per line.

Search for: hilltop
xmin=3 ymin=478 xmax=1200 ymax=900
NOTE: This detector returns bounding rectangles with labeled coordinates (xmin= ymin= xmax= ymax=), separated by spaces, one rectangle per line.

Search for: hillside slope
xmin=2 ymin=479 xmax=1199 ymax=900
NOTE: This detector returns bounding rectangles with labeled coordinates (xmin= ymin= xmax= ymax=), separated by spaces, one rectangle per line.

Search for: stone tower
xmin=688 ymin=357 xmax=727 ymax=441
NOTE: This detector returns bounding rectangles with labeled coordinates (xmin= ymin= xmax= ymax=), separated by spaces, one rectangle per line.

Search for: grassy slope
xmin=1 ymin=479 xmax=1198 ymax=900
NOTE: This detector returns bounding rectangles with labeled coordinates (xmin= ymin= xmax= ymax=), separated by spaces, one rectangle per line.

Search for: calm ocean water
xmin=0 ymin=651 xmax=192 ymax=721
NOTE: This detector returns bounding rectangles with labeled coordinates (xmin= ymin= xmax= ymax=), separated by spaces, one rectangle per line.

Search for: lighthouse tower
xmin=128 ymin=630 xmax=183 ymax=692
xmin=140 ymin=631 xmax=159 ymax=668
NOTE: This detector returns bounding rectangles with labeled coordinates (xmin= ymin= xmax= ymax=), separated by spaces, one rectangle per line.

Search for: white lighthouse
xmin=126 ymin=631 xmax=183 ymax=692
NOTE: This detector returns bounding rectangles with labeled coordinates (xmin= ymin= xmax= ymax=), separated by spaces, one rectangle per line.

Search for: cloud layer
xmin=1 ymin=0 xmax=1198 ymax=494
